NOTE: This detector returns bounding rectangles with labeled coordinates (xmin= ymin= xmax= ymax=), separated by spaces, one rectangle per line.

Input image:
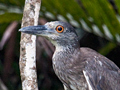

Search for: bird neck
xmin=52 ymin=39 xmax=81 ymax=75
xmin=55 ymin=38 xmax=80 ymax=53
xmin=52 ymin=39 xmax=80 ymax=66
xmin=55 ymin=42 xmax=80 ymax=53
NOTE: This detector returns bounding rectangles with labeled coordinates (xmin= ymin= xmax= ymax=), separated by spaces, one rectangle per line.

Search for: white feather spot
xmin=94 ymin=56 xmax=97 ymax=58
xmin=99 ymin=76 xmax=102 ymax=80
xmin=63 ymin=85 xmax=67 ymax=90
xmin=70 ymin=85 xmax=77 ymax=90
xmin=98 ymin=61 xmax=102 ymax=66
xmin=86 ymin=61 xmax=88 ymax=64
xmin=83 ymin=70 xmax=93 ymax=90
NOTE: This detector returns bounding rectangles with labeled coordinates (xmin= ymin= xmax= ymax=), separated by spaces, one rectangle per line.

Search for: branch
xmin=19 ymin=0 xmax=41 ymax=90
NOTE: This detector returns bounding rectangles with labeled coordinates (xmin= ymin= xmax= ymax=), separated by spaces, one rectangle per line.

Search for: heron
xmin=19 ymin=21 xmax=120 ymax=90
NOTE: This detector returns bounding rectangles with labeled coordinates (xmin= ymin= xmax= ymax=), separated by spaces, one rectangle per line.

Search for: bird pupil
xmin=58 ymin=27 xmax=62 ymax=31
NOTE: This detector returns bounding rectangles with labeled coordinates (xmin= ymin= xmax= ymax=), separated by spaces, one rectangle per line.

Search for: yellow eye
xmin=56 ymin=25 xmax=64 ymax=33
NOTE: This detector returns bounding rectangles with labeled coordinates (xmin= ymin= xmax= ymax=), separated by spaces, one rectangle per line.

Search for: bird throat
xmin=52 ymin=39 xmax=80 ymax=72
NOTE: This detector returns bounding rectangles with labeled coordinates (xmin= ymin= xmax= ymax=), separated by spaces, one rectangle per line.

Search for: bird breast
xmin=52 ymin=48 xmax=88 ymax=90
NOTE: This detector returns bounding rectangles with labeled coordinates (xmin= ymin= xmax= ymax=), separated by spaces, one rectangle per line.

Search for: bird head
xmin=19 ymin=21 xmax=78 ymax=47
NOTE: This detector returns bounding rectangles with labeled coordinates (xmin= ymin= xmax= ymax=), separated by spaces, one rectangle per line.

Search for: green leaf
xmin=0 ymin=13 xmax=22 ymax=23
xmin=1 ymin=0 xmax=120 ymax=44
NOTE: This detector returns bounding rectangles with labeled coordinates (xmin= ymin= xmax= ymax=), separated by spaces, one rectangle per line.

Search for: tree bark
xmin=19 ymin=0 xmax=41 ymax=90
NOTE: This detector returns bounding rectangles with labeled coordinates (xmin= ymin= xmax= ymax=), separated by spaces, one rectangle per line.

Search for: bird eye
xmin=56 ymin=25 xmax=64 ymax=33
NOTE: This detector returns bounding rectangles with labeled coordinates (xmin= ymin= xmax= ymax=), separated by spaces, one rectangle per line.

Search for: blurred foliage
xmin=0 ymin=0 xmax=120 ymax=90
xmin=0 ymin=0 xmax=120 ymax=43
xmin=115 ymin=0 xmax=120 ymax=14
xmin=0 ymin=13 xmax=22 ymax=23
xmin=99 ymin=42 xmax=117 ymax=55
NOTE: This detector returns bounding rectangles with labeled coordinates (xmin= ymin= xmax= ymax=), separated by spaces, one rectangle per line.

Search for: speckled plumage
xmin=19 ymin=21 xmax=120 ymax=90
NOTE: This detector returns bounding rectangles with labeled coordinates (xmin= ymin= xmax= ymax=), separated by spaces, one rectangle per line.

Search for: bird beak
xmin=19 ymin=25 xmax=49 ymax=35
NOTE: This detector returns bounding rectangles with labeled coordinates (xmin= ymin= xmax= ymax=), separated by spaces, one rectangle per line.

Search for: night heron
xmin=19 ymin=21 xmax=120 ymax=90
